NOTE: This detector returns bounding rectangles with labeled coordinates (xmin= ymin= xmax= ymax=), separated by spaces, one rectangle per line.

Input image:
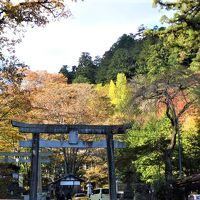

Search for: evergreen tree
xmin=74 ymin=52 xmax=97 ymax=84
xmin=59 ymin=65 xmax=76 ymax=84
xmin=96 ymin=34 xmax=137 ymax=83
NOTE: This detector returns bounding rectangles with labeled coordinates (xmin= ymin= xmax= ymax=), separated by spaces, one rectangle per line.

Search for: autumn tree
xmin=0 ymin=0 xmax=73 ymax=150
xmin=23 ymin=70 xmax=113 ymax=178
xmin=129 ymin=1 xmax=200 ymax=199
xmin=108 ymin=73 xmax=130 ymax=114
xmin=131 ymin=46 xmax=199 ymax=200
xmin=0 ymin=0 xmax=73 ymax=126
xmin=181 ymin=114 xmax=200 ymax=175
xmin=84 ymin=153 xmax=109 ymax=188
xmin=0 ymin=63 xmax=31 ymax=151
xmin=24 ymin=71 xmax=90 ymax=175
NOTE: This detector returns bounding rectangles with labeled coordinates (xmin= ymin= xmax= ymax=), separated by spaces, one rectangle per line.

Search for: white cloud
xmin=16 ymin=23 xmax=137 ymax=72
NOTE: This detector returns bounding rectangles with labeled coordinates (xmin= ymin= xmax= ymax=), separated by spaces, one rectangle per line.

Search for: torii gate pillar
xmin=106 ymin=129 xmax=117 ymax=199
xmin=30 ymin=133 xmax=40 ymax=200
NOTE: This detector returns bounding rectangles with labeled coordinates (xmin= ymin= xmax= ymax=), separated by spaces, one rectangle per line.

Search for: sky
xmin=15 ymin=0 xmax=167 ymax=73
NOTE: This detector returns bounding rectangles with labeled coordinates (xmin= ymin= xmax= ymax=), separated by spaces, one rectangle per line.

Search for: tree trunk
xmin=163 ymin=117 xmax=180 ymax=200
xmin=164 ymin=94 xmax=182 ymax=199
xmin=164 ymin=149 xmax=174 ymax=200
xmin=164 ymin=149 xmax=173 ymax=183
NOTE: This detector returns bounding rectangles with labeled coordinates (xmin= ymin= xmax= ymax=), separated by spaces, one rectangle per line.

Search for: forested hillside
xmin=59 ymin=25 xmax=161 ymax=84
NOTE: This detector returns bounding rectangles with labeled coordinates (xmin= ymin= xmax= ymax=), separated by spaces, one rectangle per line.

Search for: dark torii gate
xmin=12 ymin=121 xmax=130 ymax=200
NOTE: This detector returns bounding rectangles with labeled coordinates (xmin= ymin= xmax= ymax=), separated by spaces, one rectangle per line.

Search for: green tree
xmin=152 ymin=0 xmax=200 ymax=71
xmin=107 ymin=49 xmax=135 ymax=81
xmin=74 ymin=52 xmax=97 ymax=84
xmin=132 ymin=57 xmax=199 ymax=200
xmin=96 ymin=28 xmax=159 ymax=83
xmin=130 ymin=1 xmax=200 ymax=199
xmin=59 ymin=65 xmax=76 ymax=84
xmin=115 ymin=117 xmax=172 ymax=199
xmin=117 ymin=112 xmax=199 ymax=199
xmin=96 ymin=34 xmax=137 ymax=83
xmin=127 ymin=117 xmax=171 ymax=183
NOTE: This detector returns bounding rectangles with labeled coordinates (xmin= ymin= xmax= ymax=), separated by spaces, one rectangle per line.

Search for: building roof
xmin=175 ymin=173 xmax=200 ymax=188
xmin=49 ymin=174 xmax=85 ymax=186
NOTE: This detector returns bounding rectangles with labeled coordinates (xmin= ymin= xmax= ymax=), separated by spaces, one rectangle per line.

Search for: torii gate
xmin=12 ymin=121 xmax=130 ymax=200
xmin=0 ymin=151 xmax=52 ymax=194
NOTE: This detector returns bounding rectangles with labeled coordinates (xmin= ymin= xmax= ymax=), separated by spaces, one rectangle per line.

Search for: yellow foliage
xmin=108 ymin=80 xmax=117 ymax=105
xmin=182 ymin=115 xmax=198 ymax=133
xmin=84 ymin=163 xmax=108 ymax=188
